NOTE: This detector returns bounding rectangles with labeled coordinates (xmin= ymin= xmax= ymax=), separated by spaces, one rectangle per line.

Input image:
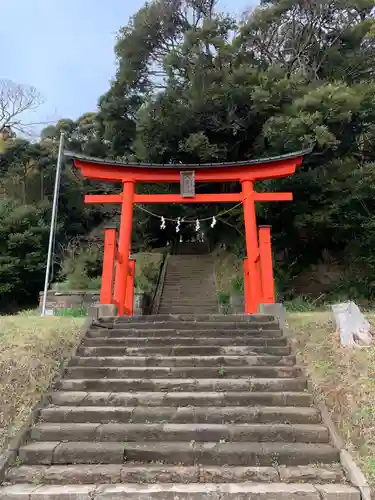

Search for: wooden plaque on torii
xmin=180 ymin=171 xmax=195 ymax=198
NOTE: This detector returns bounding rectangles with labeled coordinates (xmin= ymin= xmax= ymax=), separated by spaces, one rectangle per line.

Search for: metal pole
xmin=41 ymin=132 xmax=65 ymax=316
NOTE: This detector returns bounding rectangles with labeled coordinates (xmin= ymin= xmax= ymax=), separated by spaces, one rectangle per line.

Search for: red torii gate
xmin=66 ymin=149 xmax=310 ymax=316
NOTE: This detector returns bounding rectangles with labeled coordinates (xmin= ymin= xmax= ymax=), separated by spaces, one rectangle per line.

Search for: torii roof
xmin=64 ymin=148 xmax=312 ymax=170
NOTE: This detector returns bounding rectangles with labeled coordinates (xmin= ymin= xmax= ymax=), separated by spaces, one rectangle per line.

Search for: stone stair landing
xmin=0 ymin=314 xmax=360 ymax=499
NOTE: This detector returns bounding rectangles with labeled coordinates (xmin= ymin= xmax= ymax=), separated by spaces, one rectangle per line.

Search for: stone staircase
xmin=158 ymin=252 xmax=218 ymax=315
xmin=0 ymin=314 xmax=359 ymax=499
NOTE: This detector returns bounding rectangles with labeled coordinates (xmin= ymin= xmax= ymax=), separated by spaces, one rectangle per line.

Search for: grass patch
xmin=0 ymin=315 xmax=84 ymax=452
xmin=55 ymin=307 xmax=87 ymax=317
xmin=287 ymin=311 xmax=375 ymax=487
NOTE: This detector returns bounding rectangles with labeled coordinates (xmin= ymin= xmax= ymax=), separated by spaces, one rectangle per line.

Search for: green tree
xmin=0 ymin=199 xmax=51 ymax=309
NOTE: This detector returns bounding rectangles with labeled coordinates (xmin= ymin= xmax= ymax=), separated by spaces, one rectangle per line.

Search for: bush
xmin=56 ymin=239 xmax=102 ymax=291
xmin=217 ymin=291 xmax=230 ymax=306
xmin=134 ymin=253 xmax=164 ymax=294
xmin=231 ymin=276 xmax=244 ymax=294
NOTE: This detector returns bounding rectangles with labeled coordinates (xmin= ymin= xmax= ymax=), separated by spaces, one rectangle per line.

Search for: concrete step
xmin=157 ymin=303 xmax=217 ymax=308
xmin=159 ymin=291 xmax=214 ymax=294
xmin=40 ymin=405 xmax=319 ymax=424
xmin=158 ymin=296 xmax=215 ymax=300
xmin=157 ymin=308 xmax=218 ymax=313
xmin=82 ymin=336 xmax=288 ymax=347
xmin=160 ymin=287 xmax=215 ymax=291
xmin=0 ymin=482 xmax=360 ymax=499
xmin=6 ymin=463 xmax=346 ymax=485
xmin=157 ymin=298 xmax=217 ymax=302
xmin=70 ymin=354 xmax=296 ymax=367
xmin=57 ymin=377 xmax=307 ymax=393
xmin=161 ymin=296 xmax=218 ymax=300
xmin=31 ymin=422 xmax=329 ymax=443
xmin=166 ymin=270 xmax=213 ymax=274
xmin=162 ymin=278 xmax=214 ymax=281
xmin=78 ymin=345 xmax=292 ymax=356
xmin=159 ymin=289 xmax=215 ymax=292
xmin=163 ymin=275 xmax=214 ymax=279
xmin=161 ymin=283 xmax=216 ymax=287
xmin=159 ymin=290 xmax=216 ymax=295
xmin=159 ymin=294 xmax=216 ymax=298
xmin=161 ymin=275 xmax=214 ymax=279
xmin=157 ymin=301 xmax=216 ymax=305
xmin=104 ymin=321 xmax=280 ymax=330
xmin=17 ymin=441 xmax=339 ymax=466
xmin=51 ymin=391 xmax=313 ymax=407
xmin=158 ymin=299 xmax=217 ymax=303
xmin=157 ymin=307 xmax=218 ymax=312
xmin=86 ymin=329 xmax=283 ymax=338
xmin=106 ymin=314 xmax=275 ymax=323
xmin=64 ymin=365 xmax=301 ymax=379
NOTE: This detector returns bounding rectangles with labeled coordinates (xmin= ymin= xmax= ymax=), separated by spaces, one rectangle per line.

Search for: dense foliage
xmin=1 ymin=0 xmax=375 ymax=309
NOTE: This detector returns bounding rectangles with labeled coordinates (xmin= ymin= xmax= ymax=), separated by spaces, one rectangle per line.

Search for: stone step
xmin=82 ymin=336 xmax=288 ymax=347
xmin=64 ymin=365 xmax=301 ymax=379
xmin=159 ymin=294 xmax=216 ymax=299
xmin=159 ymin=290 xmax=214 ymax=293
xmin=162 ymin=275 xmax=216 ymax=279
xmin=157 ymin=300 xmax=217 ymax=304
xmin=162 ymin=273 xmax=213 ymax=277
xmin=166 ymin=270 xmax=213 ymax=274
xmin=51 ymin=391 xmax=313 ymax=407
xmin=159 ymin=291 xmax=215 ymax=295
xmin=157 ymin=308 xmax=219 ymax=314
xmin=159 ymin=304 xmax=219 ymax=313
xmin=160 ymin=289 xmax=215 ymax=292
xmin=163 ymin=276 xmax=215 ymax=280
xmin=160 ymin=278 xmax=214 ymax=282
xmin=157 ymin=304 xmax=217 ymax=307
xmin=0 ymin=482 xmax=360 ymax=499
xmin=159 ymin=285 xmax=216 ymax=290
xmin=31 ymin=422 xmax=329 ymax=443
xmin=157 ymin=308 xmax=218 ymax=314
xmin=87 ymin=329 xmax=283 ymax=338
xmin=70 ymin=354 xmax=296 ymax=367
xmin=160 ymin=286 xmax=214 ymax=289
xmin=78 ymin=345 xmax=291 ymax=356
xmin=57 ymin=377 xmax=307 ymax=393
xmin=106 ymin=314 xmax=275 ymax=323
xmin=158 ymin=296 xmax=215 ymax=300
xmin=165 ymin=268 xmax=214 ymax=273
xmin=40 ymin=405 xmax=320 ymax=424
xmin=18 ymin=441 xmax=339 ymax=466
xmin=6 ymin=463 xmax=346 ymax=485
xmin=107 ymin=321 xmax=279 ymax=330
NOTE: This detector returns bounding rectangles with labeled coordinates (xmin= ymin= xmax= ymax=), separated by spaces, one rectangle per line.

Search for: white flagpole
xmin=41 ymin=132 xmax=65 ymax=316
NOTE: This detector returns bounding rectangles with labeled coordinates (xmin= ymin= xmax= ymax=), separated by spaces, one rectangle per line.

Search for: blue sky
xmin=1 ymin=0 xmax=254 ymax=128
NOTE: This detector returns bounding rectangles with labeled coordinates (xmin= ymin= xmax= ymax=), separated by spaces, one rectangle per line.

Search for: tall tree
xmin=0 ymin=79 xmax=44 ymax=136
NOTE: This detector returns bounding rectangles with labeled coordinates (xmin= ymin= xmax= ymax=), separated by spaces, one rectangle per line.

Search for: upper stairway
xmin=0 ymin=314 xmax=360 ymax=499
xmin=158 ymin=243 xmax=218 ymax=315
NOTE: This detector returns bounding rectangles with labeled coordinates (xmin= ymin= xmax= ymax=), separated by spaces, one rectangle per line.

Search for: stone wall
xmin=39 ymin=291 xmax=100 ymax=314
xmin=40 ymin=290 xmax=150 ymax=316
